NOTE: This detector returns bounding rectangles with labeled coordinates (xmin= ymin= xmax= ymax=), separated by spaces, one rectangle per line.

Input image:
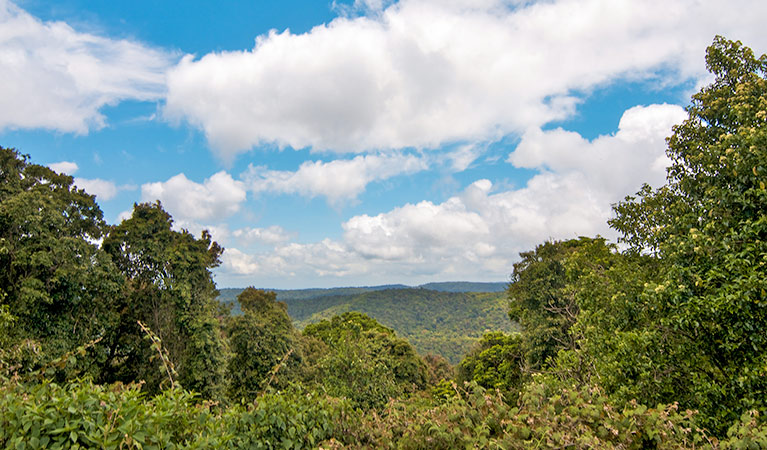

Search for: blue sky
xmin=1 ymin=0 xmax=765 ymax=288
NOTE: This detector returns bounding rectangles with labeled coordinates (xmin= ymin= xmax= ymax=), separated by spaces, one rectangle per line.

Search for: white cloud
xmin=116 ymin=209 xmax=133 ymax=223
xmin=509 ymin=104 xmax=688 ymax=194
xmin=216 ymin=103 xmax=685 ymax=284
xmin=243 ymin=153 xmax=427 ymax=204
xmin=445 ymin=144 xmax=483 ymax=172
xmin=233 ymin=225 xmax=294 ymax=245
xmin=73 ymin=177 xmax=119 ymax=200
xmin=222 ymin=248 xmax=263 ymax=275
xmin=141 ymin=171 xmax=247 ymax=222
xmin=48 ymin=161 xmax=79 ymax=174
xmin=164 ymin=0 xmax=766 ymax=161
xmin=0 ymin=0 xmax=174 ymax=133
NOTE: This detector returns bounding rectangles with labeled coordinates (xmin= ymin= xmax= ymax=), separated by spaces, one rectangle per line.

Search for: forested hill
xmin=218 ymin=286 xmax=513 ymax=363
xmin=217 ymin=284 xmax=408 ymax=306
xmin=217 ymin=281 xmax=506 ymax=305
xmin=414 ymin=282 xmax=508 ymax=292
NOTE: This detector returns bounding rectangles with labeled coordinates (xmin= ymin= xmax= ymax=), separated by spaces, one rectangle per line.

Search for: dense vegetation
xmin=2 ymin=36 xmax=767 ymax=448
xmin=293 ymin=289 xmax=514 ymax=364
xmin=217 ymin=281 xmax=506 ymax=307
xmin=219 ymin=286 xmax=514 ymax=364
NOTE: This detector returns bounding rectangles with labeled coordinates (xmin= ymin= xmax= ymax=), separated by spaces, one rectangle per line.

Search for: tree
xmin=508 ymin=237 xmax=616 ymax=370
xmin=456 ymin=331 xmax=524 ymax=399
xmin=101 ymin=202 xmax=225 ymax=398
xmin=0 ymin=148 xmax=122 ymax=378
xmin=225 ymin=288 xmax=303 ymax=402
xmin=303 ymin=312 xmax=428 ymax=409
xmin=605 ymin=36 xmax=767 ymax=432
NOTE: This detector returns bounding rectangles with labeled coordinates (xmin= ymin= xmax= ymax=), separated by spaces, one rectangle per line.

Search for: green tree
xmin=303 ymin=312 xmax=428 ymax=409
xmin=604 ymin=36 xmax=767 ymax=432
xmin=457 ymin=331 xmax=524 ymax=399
xmin=0 ymin=148 xmax=122 ymax=378
xmin=508 ymin=237 xmax=616 ymax=369
xmin=225 ymin=288 xmax=303 ymax=402
xmin=101 ymin=202 xmax=225 ymax=398
xmin=550 ymin=250 xmax=667 ymax=403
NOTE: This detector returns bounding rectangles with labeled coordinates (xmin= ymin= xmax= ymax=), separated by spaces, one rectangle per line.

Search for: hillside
xmin=219 ymin=285 xmax=515 ymax=363
xmin=217 ymin=284 xmax=408 ymax=310
xmin=218 ymin=281 xmax=506 ymax=306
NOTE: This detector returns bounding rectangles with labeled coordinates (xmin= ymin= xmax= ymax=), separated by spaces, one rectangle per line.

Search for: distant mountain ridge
xmin=217 ymin=281 xmax=507 ymax=305
xmin=217 ymin=282 xmax=513 ymax=363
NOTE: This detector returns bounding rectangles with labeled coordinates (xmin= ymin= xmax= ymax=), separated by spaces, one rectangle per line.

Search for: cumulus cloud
xmin=48 ymin=161 xmax=135 ymax=202
xmin=73 ymin=178 xmax=123 ymax=200
xmin=216 ymin=103 xmax=685 ymax=284
xmin=509 ymin=104 xmax=688 ymax=194
xmin=141 ymin=171 xmax=247 ymax=222
xmin=222 ymin=248 xmax=263 ymax=276
xmin=243 ymin=153 xmax=427 ymax=204
xmin=0 ymin=0 xmax=174 ymax=133
xmin=164 ymin=0 xmax=766 ymax=161
xmin=48 ymin=161 xmax=79 ymax=174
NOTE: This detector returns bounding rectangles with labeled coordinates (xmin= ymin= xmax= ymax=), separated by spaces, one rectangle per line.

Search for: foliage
xmin=422 ymin=353 xmax=453 ymax=385
xmin=293 ymin=289 xmax=515 ymax=364
xmin=0 ymin=147 xmax=123 ymax=380
xmin=0 ymin=379 xmax=215 ymax=449
xmin=221 ymin=388 xmax=355 ymax=450
xmin=0 ymin=153 xmax=228 ymax=398
xmin=100 ymin=202 xmax=226 ymax=398
xmin=325 ymin=381 xmax=709 ymax=449
xmin=550 ymin=250 xmax=674 ymax=405
xmin=225 ymin=288 xmax=303 ymax=402
xmin=508 ymin=237 xmax=617 ymax=369
xmin=456 ymin=331 xmax=524 ymax=398
xmin=719 ymin=412 xmax=767 ymax=449
xmin=0 ymin=377 xmax=353 ymax=450
xmin=303 ymin=312 xmax=428 ymax=410
xmin=604 ymin=36 xmax=767 ymax=433
xmin=5 ymin=372 xmax=766 ymax=449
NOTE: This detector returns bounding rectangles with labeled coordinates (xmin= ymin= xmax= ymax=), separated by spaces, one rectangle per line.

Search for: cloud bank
xmin=222 ymin=104 xmax=686 ymax=284
xmin=165 ymin=0 xmax=766 ymax=161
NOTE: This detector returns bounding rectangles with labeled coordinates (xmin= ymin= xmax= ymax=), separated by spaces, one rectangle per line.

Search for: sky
xmin=1 ymin=0 xmax=766 ymax=289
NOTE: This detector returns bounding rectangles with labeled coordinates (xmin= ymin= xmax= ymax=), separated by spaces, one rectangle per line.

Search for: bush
xmin=328 ymin=380 xmax=713 ymax=449
xmin=0 ymin=378 xmax=355 ymax=449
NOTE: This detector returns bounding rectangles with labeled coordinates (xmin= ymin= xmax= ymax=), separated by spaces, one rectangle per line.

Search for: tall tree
xmin=101 ymin=202 xmax=225 ymax=398
xmin=225 ymin=288 xmax=303 ymax=402
xmin=605 ymin=36 xmax=767 ymax=432
xmin=457 ymin=331 xmax=525 ymax=399
xmin=0 ymin=148 xmax=122 ymax=378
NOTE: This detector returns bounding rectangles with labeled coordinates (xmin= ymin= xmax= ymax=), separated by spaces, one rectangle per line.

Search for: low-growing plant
xmin=0 ymin=377 xmax=356 ymax=449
